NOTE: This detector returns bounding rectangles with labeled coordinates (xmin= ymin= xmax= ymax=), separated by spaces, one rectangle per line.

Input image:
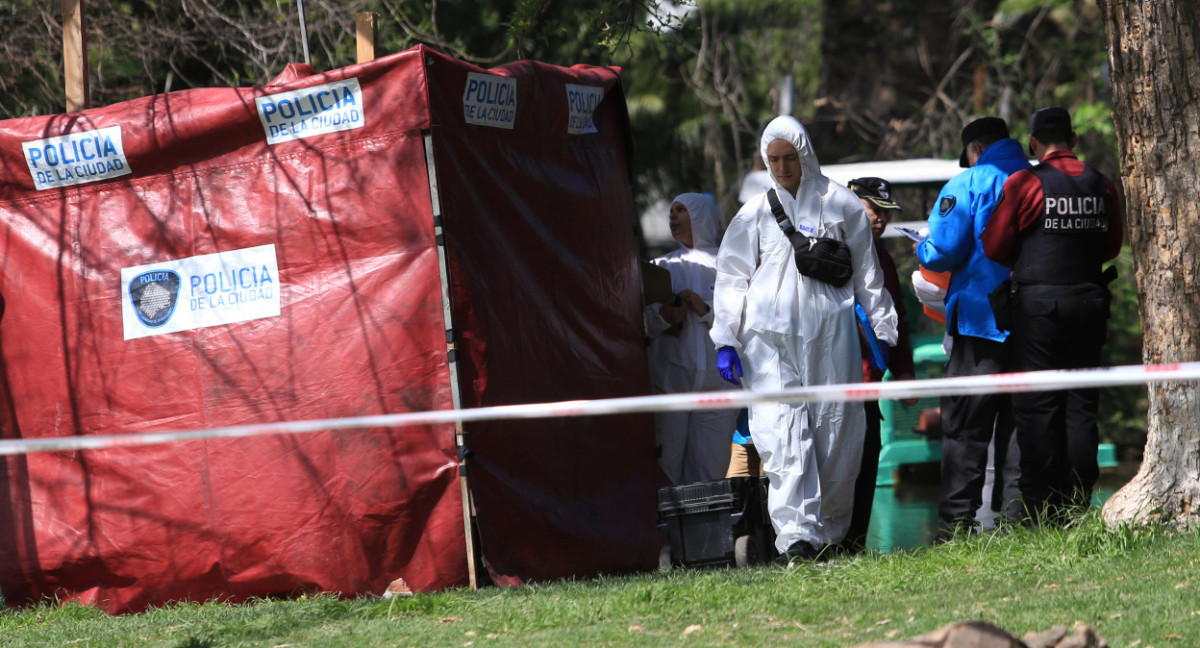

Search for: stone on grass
xmin=381 ymin=577 xmax=413 ymax=598
xmin=846 ymin=620 xmax=1108 ymax=648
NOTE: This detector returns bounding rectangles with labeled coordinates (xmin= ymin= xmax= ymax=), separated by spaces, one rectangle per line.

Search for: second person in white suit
xmin=645 ymin=193 xmax=739 ymax=484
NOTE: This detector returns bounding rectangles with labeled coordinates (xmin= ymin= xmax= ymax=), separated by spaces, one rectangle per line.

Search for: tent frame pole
xmin=62 ymin=0 xmax=89 ymax=111
xmin=423 ymin=129 xmax=479 ymax=589
xmin=355 ymin=12 xmax=377 ymax=63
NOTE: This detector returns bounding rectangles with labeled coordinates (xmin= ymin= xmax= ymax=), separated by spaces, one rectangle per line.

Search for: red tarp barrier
xmin=0 ymin=45 xmax=662 ymax=612
xmin=424 ymin=51 xmax=664 ymax=584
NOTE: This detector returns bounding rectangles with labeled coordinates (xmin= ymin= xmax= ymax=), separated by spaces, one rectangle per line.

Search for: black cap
xmin=959 ymin=117 xmax=1010 ymax=168
xmin=848 ymin=177 xmax=901 ymax=211
xmin=1029 ymin=106 xmax=1073 ymax=136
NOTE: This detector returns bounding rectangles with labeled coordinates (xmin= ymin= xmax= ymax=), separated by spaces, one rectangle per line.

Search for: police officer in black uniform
xmin=982 ymin=106 xmax=1124 ymax=523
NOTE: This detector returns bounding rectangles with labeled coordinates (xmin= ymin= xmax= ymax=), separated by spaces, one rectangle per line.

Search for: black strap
xmin=767 ymin=189 xmax=794 ymax=234
xmin=768 ymin=189 xmax=811 ymax=250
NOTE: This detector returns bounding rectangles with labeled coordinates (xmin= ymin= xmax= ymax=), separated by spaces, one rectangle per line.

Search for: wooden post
xmin=356 ymin=12 xmax=377 ymax=64
xmin=62 ymin=0 xmax=89 ymax=112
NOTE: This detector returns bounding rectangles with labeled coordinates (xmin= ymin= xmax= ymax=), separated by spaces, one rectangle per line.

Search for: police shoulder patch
xmin=939 ymin=196 xmax=957 ymax=215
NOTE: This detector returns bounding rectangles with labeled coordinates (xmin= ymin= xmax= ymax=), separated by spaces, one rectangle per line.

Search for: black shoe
xmin=774 ymin=540 xmax=819 ymax=566
xmin=933 ymin=522 xmax=981 ymax=545
xmin=830 ymin=538 xmax=866 ymax=557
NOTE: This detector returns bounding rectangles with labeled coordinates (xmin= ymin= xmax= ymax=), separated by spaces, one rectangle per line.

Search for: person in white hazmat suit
xmin=645 ymin=193 xmax=739 ymax=484
xmin=710 ymin=116 xmax=898 ymax=561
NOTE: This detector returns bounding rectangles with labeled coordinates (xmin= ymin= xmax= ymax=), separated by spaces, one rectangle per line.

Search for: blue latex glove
xmin=717 ymin=346 xmax=743 ymax=386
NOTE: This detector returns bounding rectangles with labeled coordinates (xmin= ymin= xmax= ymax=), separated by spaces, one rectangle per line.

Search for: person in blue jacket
xmin=916 ymin=117 xmax=1028 ymax=539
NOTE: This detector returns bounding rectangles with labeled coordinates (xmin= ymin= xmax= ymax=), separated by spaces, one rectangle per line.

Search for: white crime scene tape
xmin=0 ymin=361 xmax=1197 ymax=456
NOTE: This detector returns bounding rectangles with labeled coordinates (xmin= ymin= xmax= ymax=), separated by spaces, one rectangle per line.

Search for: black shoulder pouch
xmin=767 ymin=189 xmax=853 ymax=288
xmin=988 ymin=278 xmax=1017 ymax=332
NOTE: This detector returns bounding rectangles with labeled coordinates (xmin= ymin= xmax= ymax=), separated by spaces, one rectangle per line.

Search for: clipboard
xmin=892 ymin=226 xmax=925 ymax=243
xmin=641 ymin=262 xmax=673 ymax=306
xmin=855 ymin=303 xmax=887 ymax=372
xmin=641 ymin=262 xmax=682 ymax=337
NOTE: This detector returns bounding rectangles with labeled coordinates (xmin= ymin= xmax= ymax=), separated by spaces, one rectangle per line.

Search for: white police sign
xmin=256 ymin=79 xmax=365 ymax=145
xmin=565 ymin=84 xmax=603 ymax=135
xmin=22 ymin=126 xmax=132 ymax=191
xmin=462 ymin=72 xmax=517 ymax=129
xmin=122 ymin=244 xmax=281 ymax=340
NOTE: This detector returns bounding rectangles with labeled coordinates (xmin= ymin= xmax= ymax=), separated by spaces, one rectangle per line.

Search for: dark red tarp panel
xmin=0 ymin=45 xmax=663 ymax=611
xmin=424 ymin=50 xmax=666 ymax=583
xmin=0 ymin=48 xmax=466 ymax=612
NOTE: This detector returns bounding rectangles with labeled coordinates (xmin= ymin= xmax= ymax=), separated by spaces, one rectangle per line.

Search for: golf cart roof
xmin=738 ymin=158 xmax=971 ymax=239
xmin=738 ymin=158 xmax=965 ymax=203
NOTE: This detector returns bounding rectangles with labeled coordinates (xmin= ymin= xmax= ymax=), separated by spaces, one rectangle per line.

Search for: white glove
xmin=911 ymin=270 xmax=947 ymax=316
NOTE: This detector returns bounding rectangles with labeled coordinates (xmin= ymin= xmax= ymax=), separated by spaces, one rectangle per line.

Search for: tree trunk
xmin=1100 ymin=0 xmax=1200 ymax=527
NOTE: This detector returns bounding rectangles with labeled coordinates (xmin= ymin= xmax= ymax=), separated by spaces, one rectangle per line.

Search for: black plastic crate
xmin=656 ymin=476 xmax=776 ymax=568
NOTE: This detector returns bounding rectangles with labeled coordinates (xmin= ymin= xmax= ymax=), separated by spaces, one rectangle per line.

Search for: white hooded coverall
xmin=645 ymin=193 xmax=739 ymax=484
xmin=710 ymin=117 xmax=898 ymax=550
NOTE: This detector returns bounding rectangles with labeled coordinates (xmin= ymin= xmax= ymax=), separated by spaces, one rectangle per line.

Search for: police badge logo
xmin=939 ymin=196 xmax=957 ymax=215
xmin=129 ymin=270 xmax=181 ymax=328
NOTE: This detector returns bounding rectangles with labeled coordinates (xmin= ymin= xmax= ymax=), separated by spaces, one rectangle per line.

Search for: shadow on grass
xmin=174 ymin=638 xmax=215 ymax=648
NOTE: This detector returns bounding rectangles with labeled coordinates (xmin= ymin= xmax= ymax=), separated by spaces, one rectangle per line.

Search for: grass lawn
xmin=2 ymin=513 xmax=1198 ymax=647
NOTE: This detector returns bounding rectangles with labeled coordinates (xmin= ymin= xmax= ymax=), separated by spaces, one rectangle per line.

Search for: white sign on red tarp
xmin=120 ymin=244 xmax=281 ymax=340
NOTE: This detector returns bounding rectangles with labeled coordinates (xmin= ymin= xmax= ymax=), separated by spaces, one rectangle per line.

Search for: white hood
xmin=758 ymin=115 xmax=858 ymax=233
xmin=671 ymin=192 xmax=721 ymax=252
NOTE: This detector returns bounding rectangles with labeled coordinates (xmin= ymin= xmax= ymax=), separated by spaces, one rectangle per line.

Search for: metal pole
xmin=296 ymin=0 xmax=311 ymax=65
xmin=778 ymin=75 xmax=794 ymax=117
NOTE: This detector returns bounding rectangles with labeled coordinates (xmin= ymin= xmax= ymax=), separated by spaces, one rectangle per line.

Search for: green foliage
xmin=3 ymin=519 xmax=1198 ymax=646
xmin=933 ymin=1 xmax=1113 ymax=166
xmin=623 ymin=0 xmax=823 ymax=211
xmin=998 ymin=0 xmax=1061 ymax=13
xmin=4 ymin=0 xmax=641 ymax=116
xmin=0 ymin=2 xmax=65 ymax=117
xmin=1072 ymin=101 xmax=1116 ymax=140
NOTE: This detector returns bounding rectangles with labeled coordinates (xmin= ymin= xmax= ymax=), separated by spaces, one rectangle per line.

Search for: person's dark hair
xmin=1033 ymin=127 xmax=1073 ymax=146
